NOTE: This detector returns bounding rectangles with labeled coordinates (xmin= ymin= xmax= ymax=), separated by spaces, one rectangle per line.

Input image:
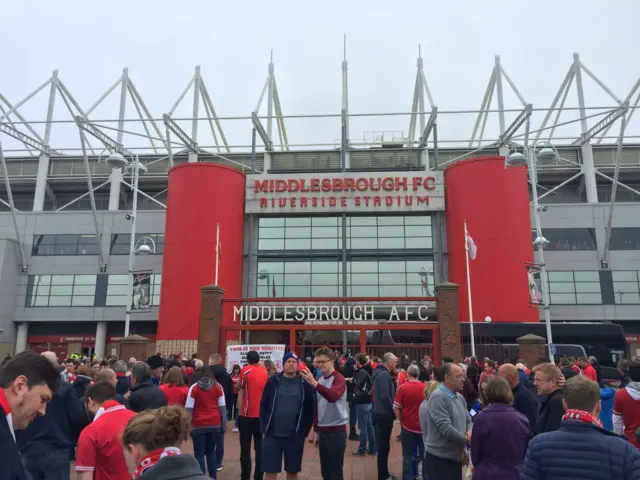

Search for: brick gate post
xmin=197 ymin=285 xmax=226 ymax=361
xmin=517 ymin=334 xmax=547 ymax=369
xmin=435 ymin=282 xmax=462 ymax=363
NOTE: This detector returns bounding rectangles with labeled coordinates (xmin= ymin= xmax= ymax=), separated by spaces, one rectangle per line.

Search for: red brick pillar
xmin=435 ymin=282 xmax=462 ymax=363
xmin=119 ymin=334 xmax=149 ymax=362
xmin=517 ymin=334 xmax=547 ymax=369
xmin=197 ymin=285 xmax=225 ymax=361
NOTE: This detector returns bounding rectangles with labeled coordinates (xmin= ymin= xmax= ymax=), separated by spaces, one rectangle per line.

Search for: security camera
xmin=125 ymin=213 xmax=133 ymax=221
xmin=537 ymin=205 xmax=548 ymax=212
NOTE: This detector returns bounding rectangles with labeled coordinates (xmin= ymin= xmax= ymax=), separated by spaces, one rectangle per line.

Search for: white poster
xmin=225 ymin=344 xmax=286 ymax=372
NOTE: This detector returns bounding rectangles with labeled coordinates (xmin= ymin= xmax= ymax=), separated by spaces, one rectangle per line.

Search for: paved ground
xmin=68 ymin=421 xmax=409 ymax=480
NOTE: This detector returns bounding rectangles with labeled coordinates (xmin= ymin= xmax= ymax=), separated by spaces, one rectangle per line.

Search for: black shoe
xmin=349 ymin=432 xmax=360 ymax=441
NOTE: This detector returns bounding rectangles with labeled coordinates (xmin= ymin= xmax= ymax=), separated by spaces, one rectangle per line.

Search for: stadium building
xmin=0 ymin=52 xmax=638 ymax=361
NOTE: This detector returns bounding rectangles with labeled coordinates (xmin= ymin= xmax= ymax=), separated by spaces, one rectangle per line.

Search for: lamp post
xmin=123 ymin=155 xmax=148 ymax=338
xmin=507 ymin=144 xmax=555 ymax=363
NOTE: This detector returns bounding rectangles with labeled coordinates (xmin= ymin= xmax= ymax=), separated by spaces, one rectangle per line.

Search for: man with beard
xmin=0 ymin=351 xmax=60 ymax=480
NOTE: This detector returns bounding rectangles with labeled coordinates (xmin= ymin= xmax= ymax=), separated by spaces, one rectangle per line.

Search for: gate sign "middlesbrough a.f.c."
xmin=245 ymin=171 xmax=445 ymax=214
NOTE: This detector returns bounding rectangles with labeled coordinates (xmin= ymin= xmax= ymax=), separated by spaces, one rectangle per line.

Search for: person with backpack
xmin=353 ymin=353 xmax=376 ymax=456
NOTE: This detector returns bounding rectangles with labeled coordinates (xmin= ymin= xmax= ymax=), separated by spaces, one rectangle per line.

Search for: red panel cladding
xmin=445 ymin=156 xmax=536 ymax=323
xmin=157 ymin=164 xmax=245 ymax=341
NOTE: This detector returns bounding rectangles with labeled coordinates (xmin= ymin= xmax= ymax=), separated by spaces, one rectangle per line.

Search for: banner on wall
xmin=131 ymin=270 xmax=152 ymax=312
xmin=526 ymin=263 xmax=543 ymax=306
xmin=225 ymin=344 xmax=286 ymax=372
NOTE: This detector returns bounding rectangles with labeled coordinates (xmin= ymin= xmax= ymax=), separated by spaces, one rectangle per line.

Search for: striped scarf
xmin=562 ymin=409 xmax=603 ymax=428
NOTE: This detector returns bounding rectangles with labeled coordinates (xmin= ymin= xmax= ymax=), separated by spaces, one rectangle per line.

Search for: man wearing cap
xmin=259 ymin=352 xmax=314 ymax=480
xmin=146 ymin=354 xmax=164 ymax=386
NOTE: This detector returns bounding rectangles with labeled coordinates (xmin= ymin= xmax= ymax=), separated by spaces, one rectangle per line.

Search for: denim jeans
xmin=400 ymin=428 xmax=424 ymax=480
xmin=22 ymin=449 xmax=70 ymax=480
xmin=355 ymin=403 xmax=376 ymax=454
xmin=191 ymin=429 xmax=221 ymax=479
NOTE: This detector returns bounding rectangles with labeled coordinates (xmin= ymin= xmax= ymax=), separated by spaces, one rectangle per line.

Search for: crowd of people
xmin=0 ymin=348 xmax=639 ymax=480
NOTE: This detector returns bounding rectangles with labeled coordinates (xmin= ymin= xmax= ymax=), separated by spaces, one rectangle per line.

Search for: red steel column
xmin=445 ymin=156 xmax=536 ymax=324
xmin=156 ymin=164 xmax=245 ymax=355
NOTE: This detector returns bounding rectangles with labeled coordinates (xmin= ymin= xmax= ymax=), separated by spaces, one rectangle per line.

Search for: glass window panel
xmin=283 ymin=285 xmax=311 ymax=297
xmin=351 ymin=274 xmax=379 ymax=285
xmin=548 ymin=272 xmax=574 ymax=282
xmin=73 ymin=285 xmax=96 ymax=296
xmin=56 ymin=235 xmax=78 ymax=244
xmin=377 ymin=217 xmax=403 ymax=226
xmin=50 ymin=285 xmax=73 ymax=296
xmin=108 ymin=275 xmax=129 ymax=285
xmin=312 ymin=238 xmax=339 ymax=250
xmin=350 ymin=285 xmax=378 ymax=296
xmin=285 ymin=274 xmax=311 ymax=286
xmin=311 ymin=226 xmax=338 ymax=238
xmin=106 ymin=295 xmax=127 ymax=306
xmin=405 ymin=237 xmax=433 ymax=249
xmin=258 ymin=262 xmax=284 ymax=274
xmin=107 ymin=285 xmax=129 ymax=296
xmin=377 ymin=226 xmax=402 ymax=238
xmin=72 ymin=296 xmax=95 ymax=306
xmin=405 ymin=225 xmax=431 ymax=238
xmin=311 ymin=285 xmax=340 ymax=297
xmin=285 ymin=227 xmax=311 ymax=238
xmin=259 ymin=217 xmax=285 ymax=227
xmin=35 ymin=285 xmax=50 ymax=296
xmin=113 ymin=234 xmax=131 ymax=244
xmin=312 ymin=262 xmax=339 ymax=273
xmin=74 ymin=275 xmax=97 ymax=285
xmin=577 ymin=293 xmax=602 ymax=304
xmin=612 ymin=271 xmax=638 ymax=282
xmin=350 ymin=262 xmax=378 ymax=273
xmin=152 ymin=295 xmax=160 ymax=306
xmin=51 ymin=275 xmax=74 ymax=286
xmin=378 ymin=237 xmax=405 ymax=249
xmin=550 ymin=293 xmax=576 ymax=304
xmin=575 ymin=282 xmax=601 ymax=293
xmin=407 ymin=284 xmax=425 ymax=296
xmin=349 ymin=226 xmax=377 ymax=238
xmin=406 ymin=261 xmax=432 ymax=273
xmin=259 ymin=228 xmax=284 ymax=239
xmin=613 ymin=282 xmax=640 ymax=293
xmin=153 ymin=274 xmax=162 ymax=285
xmin=347 ymin=237 xmax=378 ymax=249
xmin=311 ymin=274 xmax=338 ymax=286
xmin=404 ymin=216 xmax=431 ymax=225
xmin=78 ymin=234 xmax=97 ymax=244
xmin=616 ymin=292 xmax=640 ymax=304
xmin=285 ymin=238 xmax=311 ymax=250
xmin=55 ymin=244 xmax=78 ymax=255
xmin=286 ymin=218 xmax=311 ymax=227
xmin=256 ymin=284 xmax=270 ymax=297
xmin=549 ymin=283 xmax=576 ymax=293
xmin=382 ymin=273 xmax=407 ymax=285
xmin=379 ymin=285 xmax=407 ymax=296
xmin=78 ymin=243 xmax=99 ymax=255
xmin=348 ymin=216 xmax=377 ymax=226
xmin=610 ymin=227 xmax=640 ymax=250
xmin=34 ymin=296 xmax=49 ymax=307
xmin=34 ymin=244 xmax=55 ymax=255
xmin=48 ymin=296 xmax=72 ymax=306
xmin=312 ymin=217 xmax=338 ymax=226
xmin=258 ymin=238 xmax=284 ymax=250
xmin=378 ymin=261 xmax=406 ymax=273
xmin=35 ymin=275 xmax=52 ymax=285
xmin=37 ymin=234 xmax=57 ymax=244
xmin=573 ymin=271 xmax=599 ymax=282
xmin=284 ymin=262 xmax=311 ymax=274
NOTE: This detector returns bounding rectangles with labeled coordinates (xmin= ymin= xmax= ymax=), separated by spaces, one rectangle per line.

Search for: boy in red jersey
xmin=613 ymin=360 xmax=640 ymax=448
xmin=75 ymin=381 xmax=135 ymax=480
xmin=237 ymin=350 xmax=269 ymax=480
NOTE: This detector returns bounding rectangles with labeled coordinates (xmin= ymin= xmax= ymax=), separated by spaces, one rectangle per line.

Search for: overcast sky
xmin=1 ymin=1 xmax=639 ymax=154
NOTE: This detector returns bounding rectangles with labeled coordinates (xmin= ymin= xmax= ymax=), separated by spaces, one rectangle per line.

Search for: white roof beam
xmin=162 ymin=114 xmax=197 ymax=153
xmin=499 ymin=104 xmax=533 ymax=146
xmin=572 ymin=103 xmax=628 ymax=146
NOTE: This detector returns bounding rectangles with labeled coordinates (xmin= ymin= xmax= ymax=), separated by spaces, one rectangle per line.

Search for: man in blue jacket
xmin=522 ymin=375 xmax=640 ymax=480
xmin=259 ymin=352 xmax=313 ymax=480
xmin=17 ymin=352 xmax=87 ymax=480
xmin=0 ymin=351 xmax=61 ymax=480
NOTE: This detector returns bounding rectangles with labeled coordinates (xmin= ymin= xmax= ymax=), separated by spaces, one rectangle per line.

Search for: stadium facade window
xmin=609 ymin=228 xmax=640 ymax=250
xmin=26 ymin=274 xmax=97 ymax=307
xmin=110 ymin=234 xmax=165 ymax=255
xmin=612 ymin=271 xmax=640 ymax=304
xmin=547 ymin=271 xmax=602 ymax=305
xmin=105 ymin=274 xmax=162 ymax=306
xmin=531 ymin=228 xmax=597 ymax=251
xmin=32 ymin=234 xmax=100 ymax=256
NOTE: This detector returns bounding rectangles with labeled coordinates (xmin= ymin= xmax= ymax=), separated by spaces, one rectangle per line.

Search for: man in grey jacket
xmin=425 ymin=363 xmax=472 ymax=480
xmin=372 ymin=352 xmax=398 ymax=480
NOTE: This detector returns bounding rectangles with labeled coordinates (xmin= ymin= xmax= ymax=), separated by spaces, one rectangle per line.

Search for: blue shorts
xmin=261 ymin=434 xmax=306 ymax=473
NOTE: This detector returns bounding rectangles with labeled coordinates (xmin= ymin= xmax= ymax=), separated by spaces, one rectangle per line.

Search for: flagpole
xmin=465 ymin=220 xmax=476 ymax=358
xmin=215 ymin=223 xmax=220 ymax=285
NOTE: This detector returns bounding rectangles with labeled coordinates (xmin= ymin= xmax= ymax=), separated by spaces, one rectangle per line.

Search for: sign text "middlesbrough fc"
xmin=245 ymin=171 xmax=445 ymax=214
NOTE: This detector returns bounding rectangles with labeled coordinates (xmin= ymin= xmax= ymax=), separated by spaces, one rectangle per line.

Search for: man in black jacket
xmin=353 ymin=354 xmax=375 ymax=456
xmin=372 ymin=352 xmax=397 ymax=480
xmin=113 ymin=360 xmax=131 ymax=396
xmin=499 ymin=363 xmax=539 ymax=430
xmin=533 ymin=362 xmax=565 ymax=435
xmin=126 ymin=361 xmax=167 ymax=413
xmin=0 ymin=351 xmax=61 ymax=480
xmin=17 ymin=352 xmax=87 ymax=479
xmin=341 ymin=357 xmax=359 ymax=441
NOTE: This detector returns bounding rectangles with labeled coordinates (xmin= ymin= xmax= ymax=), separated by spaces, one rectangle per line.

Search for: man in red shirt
xmin=613 ymin=360 xmax=640 ymax=448
xmin=237 ymin=350 xmax=269 ymax=480
xmin=581 ymin=358 xmax=598 ymax=382
xmin=75 ymin=381 xmax=136 ymax=480
xmin=393 ymin=364 xmax=426 ymax=480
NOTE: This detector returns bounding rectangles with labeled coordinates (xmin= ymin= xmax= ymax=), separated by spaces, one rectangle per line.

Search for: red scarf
xmin=562 ymin=409 xmax=603 ymax=428
xmin=133 ymin=447 xmax=181 ymax=479
xmin=0 ymin=388 xmax=9 ymax=415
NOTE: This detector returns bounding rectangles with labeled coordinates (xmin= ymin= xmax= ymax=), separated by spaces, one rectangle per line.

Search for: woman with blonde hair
xmin=263 ymin=359 xmax=277 ymax=377
xmin=418 ymin=380 xmax=440 ymax=476
xmin=122 ymin=405 xmax=208 ymax=479
xmin=160 ymin=366 xmax=189 ymax=406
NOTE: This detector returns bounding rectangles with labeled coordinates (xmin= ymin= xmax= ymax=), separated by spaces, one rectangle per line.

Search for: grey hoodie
xmin=139 ymin=454 xmax=209 ymax=480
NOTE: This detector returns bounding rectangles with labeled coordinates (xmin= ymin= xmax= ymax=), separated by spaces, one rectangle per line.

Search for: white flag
xmin=466 ymin=230 xmax=477 ymax=260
